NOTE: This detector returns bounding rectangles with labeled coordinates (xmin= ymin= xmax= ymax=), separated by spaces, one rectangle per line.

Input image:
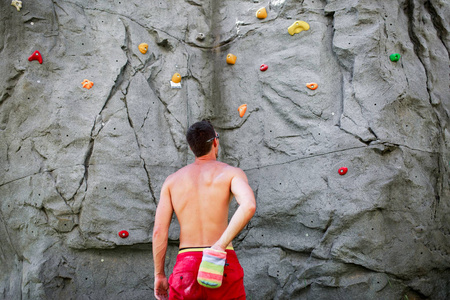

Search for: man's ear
xmin=213 ymin=138 xmax=218 ymax=148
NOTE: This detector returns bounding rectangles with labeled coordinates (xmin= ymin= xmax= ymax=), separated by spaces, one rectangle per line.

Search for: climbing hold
xmin=196 ymin=33 xmax=205 ymax=41
xmin=226 ymin=53 xmax=237 ymax=65
xmin=81 ymin=79 xmax=94 ymax=89
xmin=170 ymin=73 xmax=182 ymax=88
xmin=256 ymin=7 xmax=267 ymax=19
xmin=306 ymin=82 xmax=318 ymax=90
xmin=338 ymin=167 xmax=348 ymax=175
xmin=138 ymin=43 xmax=148 ymax=54
xmin=260 ymin=64 xmax=268 ymax=72
xmin=288 ymin=20 xmax=310 ymax=36
xmin=238 ymin=104 xmax=247 ymax=118
xmin=11 ymin=0 xmax=22 ymax=11
xmin=389 ymin=53 xmax=401 ymax=62
xmin=28 ymin=50 xmax=43 ymax=64
xmin=118 ymin=230 xmax=129 ymax=238
xmin=170 ymin=82 xmax=181 ymax=89
xmin=171 ymin=73 xmax=181 ymax=83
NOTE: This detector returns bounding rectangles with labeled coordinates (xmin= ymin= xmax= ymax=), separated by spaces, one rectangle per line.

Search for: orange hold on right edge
xmin=306 ymin=82 xmax=318 ymax=90
xmin=238 ymin=104 xmax=247 ymax=117
xmin=82 ymin=79 xmax=94 ymax=89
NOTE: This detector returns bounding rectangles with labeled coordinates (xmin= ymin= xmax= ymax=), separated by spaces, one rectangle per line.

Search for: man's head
xmin=186 ymin=120 xmax=218 ymax=157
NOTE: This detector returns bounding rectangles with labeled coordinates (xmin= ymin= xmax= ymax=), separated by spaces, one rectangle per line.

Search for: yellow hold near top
xmin=288 ymin=21 xmax=310 ymax=35
xmin=256 ymin=7 xmax=267 ymax=19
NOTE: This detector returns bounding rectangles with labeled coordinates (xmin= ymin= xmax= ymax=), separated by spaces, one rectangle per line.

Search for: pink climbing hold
xmin=338 ymin=167 xmax=348 ymax=175
xmin=260 ymin=64 xmax=268 ymax=71
xmin=118 ymin=230 xmax=129 ymax=238
xmin=28 ymin=50 xmax=43 ymax=64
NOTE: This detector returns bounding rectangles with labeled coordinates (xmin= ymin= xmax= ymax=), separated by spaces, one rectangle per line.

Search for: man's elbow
xmin=152 ymin=226 xmax=168 ymax=241
xmin=245 ymin=201 xmax=256 ymax=218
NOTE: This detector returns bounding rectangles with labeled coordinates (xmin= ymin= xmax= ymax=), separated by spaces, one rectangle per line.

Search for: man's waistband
xmin=178 ymin=246 xmax=234 ymax=254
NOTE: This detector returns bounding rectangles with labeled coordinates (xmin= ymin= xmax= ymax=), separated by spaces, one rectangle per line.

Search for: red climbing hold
xmin=28 ymin=50 xmax=43 ymax=64
xmin=118 ymin=230 xmax=129 ymax=238
xmin=338 ymin=167 xmax=348 ymax=175
xmin=260 ymin=64 xmax=268 ymax=71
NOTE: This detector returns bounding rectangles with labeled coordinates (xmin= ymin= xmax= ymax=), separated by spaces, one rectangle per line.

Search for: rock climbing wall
xmin=1 ymin=0 xmax=449 ymax=299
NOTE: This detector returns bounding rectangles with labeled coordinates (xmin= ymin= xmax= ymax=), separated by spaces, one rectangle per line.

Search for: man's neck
xmin=194 ymin=152 xmax=217 ymax=163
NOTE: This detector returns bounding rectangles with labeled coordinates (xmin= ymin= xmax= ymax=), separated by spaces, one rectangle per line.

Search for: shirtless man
xmin=152 ymin=120 xmax=256 ymax=300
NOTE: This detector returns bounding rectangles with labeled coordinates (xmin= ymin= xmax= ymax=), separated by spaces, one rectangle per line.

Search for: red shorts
xmin=169 ymin=249 xmax=246 ymax=300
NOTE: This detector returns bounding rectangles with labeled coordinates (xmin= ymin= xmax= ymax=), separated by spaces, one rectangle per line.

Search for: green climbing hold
xmin=389 ymin=53 xmax=401 ymax=62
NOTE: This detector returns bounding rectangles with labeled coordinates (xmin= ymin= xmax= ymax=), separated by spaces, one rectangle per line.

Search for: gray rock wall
xmin=0 ymin=0 xmax=449 ymax=299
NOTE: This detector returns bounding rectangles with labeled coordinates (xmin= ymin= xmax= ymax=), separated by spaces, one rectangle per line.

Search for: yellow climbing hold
xmin=226 ymin=53 xmax=237 ymax=65
xmin=171 ymin=73 xmax=181 ymax=83
xmin=256 ymin=7 xmax=267 ymax=19
xmin=11 ymin=0 xmax=22 ymax=11
xmin=288 ymin=20 xmax=310 ymax=36
xmin=138 ymin=43 xmax=148 ymax=54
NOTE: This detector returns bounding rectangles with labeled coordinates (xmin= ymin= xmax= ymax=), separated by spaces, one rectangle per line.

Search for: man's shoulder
xmin=217 ymin=162 xmax=246 ymax=177
xmin=166 ymin=165 xmax=190 ymax=182
xmin=211 ymin=161 xmax=238 ymax=170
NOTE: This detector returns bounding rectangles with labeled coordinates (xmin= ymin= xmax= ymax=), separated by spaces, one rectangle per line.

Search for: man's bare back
xmin=165 ymin=160 xmax=243 ymax=248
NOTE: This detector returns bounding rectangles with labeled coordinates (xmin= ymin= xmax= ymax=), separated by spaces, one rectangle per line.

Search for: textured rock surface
xmin=1 ymin=0 xmax=449 ymax=299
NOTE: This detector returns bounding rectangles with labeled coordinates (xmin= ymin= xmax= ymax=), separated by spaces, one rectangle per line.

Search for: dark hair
xmin=186 ymin=120 xmax=216 ymax=157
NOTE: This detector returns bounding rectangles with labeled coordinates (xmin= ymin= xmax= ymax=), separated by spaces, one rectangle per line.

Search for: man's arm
xmin=212 ymin=168 xmax=256 ymax=251
xmin=152 ymin=179 xmax=173 ymax=300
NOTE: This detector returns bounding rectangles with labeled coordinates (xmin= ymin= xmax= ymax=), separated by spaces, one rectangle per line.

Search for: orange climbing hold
xmin=138 ymin=43 xmax=148 ymax=54
xmin=226 ymin=53 xmax=237 ymax=65
xmin=238 ymin=104 xmax=247 ymax=117
xmin=81 ymin=79 xmax=94 ymax=89
xmin=256 ymin=7 xmax=267 ymax=19
xmin=171 ymin=73 xmax=181 ymax=83
xmin=306 ymin=82 xmax=318 ymax=90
